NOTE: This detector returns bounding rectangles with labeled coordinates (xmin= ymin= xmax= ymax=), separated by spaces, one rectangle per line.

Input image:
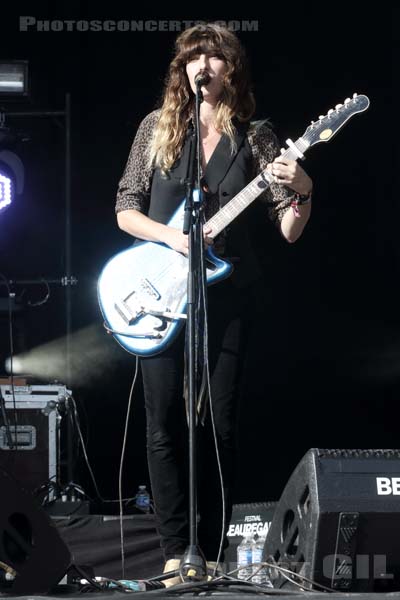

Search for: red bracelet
xmin=291 ymin=191 xmax=312 ymax=218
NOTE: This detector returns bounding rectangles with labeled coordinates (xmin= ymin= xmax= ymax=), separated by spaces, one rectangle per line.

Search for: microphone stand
xmin=180 ymin=75 xmax=208 ymax=582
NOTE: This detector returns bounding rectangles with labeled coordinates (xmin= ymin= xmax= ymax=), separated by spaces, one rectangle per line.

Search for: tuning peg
xmin=310 ymin=120 xmax=315 ymax=125
xmin=335 ymin=104 xmax=343 ymax=109
xmin=328 ymin=109 xmax=334 ymax=115
xmin=344 ymin=98 xmax=351 ymax=104
xmin=353 ymin=92 xmax=358 ymax=98
xmin=318 ymin=115 xmax=324 ymax=119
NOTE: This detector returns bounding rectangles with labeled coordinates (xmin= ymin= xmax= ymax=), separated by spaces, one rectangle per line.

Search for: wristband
xmin=291 ymin=191 xmax=312 ymax=217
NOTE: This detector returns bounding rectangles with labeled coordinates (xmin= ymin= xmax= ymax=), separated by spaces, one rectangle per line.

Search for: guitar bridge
xmin=114 ymin=298 xmax=143 ymax=325
xmin=114 ymin=279 xmax=162 ymax=325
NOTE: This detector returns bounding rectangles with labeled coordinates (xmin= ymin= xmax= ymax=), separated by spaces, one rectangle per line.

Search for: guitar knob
xmin=335 ymin=104 xmax=343 ymax=109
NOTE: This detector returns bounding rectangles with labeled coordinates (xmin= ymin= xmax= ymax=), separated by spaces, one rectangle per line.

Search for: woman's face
xmin=185 ymin=53 xmax=227 ymax=101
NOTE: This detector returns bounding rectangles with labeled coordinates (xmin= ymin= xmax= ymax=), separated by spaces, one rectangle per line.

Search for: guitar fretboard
xmin=205 ymin=141 xmax=306 ymax=238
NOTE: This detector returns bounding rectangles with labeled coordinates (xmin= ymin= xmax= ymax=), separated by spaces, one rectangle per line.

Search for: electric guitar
xmin=98 ymin=94 xmax=370 ymax=356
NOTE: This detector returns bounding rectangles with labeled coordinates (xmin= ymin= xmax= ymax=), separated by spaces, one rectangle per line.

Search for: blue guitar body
xmin=97 ymin=200 xmax=233 ymax=356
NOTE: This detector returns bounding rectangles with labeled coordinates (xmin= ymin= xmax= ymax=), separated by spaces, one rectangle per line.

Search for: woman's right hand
xmin=163 ymin=225 xmax=213 ymax=256
xmin=163 ymin=228 xmax=189 ymax=255
xmin=117 ymin=210 xmax=214 ymax=255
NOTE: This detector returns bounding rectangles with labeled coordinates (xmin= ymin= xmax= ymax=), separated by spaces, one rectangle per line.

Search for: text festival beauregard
xmin=228 ymin=514 xmax=270 ymax=537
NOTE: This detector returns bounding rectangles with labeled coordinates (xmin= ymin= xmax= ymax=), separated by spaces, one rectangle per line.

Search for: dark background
xmin=0 ymin=4 xmax=397 ymax=508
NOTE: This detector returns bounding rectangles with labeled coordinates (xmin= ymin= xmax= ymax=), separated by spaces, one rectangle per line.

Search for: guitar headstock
xmin=303 ymin=94 xmax=370 ymax=147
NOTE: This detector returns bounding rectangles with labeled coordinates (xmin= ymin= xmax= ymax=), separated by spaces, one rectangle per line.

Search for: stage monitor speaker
xmin=0 ymin=468 xmax=72 ymax=594
xmin=264 ymin=448 xmax=400 ymax=593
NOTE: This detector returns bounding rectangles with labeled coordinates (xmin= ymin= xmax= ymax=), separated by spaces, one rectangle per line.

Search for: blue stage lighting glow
xmin=0 ymin=171 xmax=12 ymax=211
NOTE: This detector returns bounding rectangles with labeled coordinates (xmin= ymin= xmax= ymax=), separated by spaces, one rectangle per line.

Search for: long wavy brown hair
xmin=149 ymin=23 xmax=256 ymax=171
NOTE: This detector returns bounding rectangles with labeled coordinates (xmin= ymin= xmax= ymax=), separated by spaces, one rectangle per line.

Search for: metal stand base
xmin=180 ymin=545 xmax=207 ymax=581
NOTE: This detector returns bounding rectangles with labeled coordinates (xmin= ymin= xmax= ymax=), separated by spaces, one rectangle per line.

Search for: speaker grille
xmin=317 ymin=449 xmax=400 ymax=459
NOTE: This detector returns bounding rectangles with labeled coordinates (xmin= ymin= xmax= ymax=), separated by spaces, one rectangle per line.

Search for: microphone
xmin=194 ymin=71 xmax=210 ymax=87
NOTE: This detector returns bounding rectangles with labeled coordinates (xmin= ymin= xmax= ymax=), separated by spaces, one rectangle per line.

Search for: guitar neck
xmin=205 ymin=139 xmax=308 ymax=238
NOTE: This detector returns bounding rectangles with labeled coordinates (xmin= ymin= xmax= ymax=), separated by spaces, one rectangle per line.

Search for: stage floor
xmin=2 ymin=512 xmax=400 ymax=598
xmin=3 ymin=588 xmax=400 ymax=600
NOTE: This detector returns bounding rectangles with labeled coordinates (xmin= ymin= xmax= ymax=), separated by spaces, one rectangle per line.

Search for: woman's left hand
xmin=267 ymin=157 xmax=313 ymax=196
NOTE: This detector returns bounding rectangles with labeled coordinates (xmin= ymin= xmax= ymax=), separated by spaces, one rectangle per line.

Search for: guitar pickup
xmin=140 ymin=278 xmax=161 ymax=300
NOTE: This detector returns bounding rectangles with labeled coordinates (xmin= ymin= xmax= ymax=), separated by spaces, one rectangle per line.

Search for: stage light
xmin=0 ymin=171 xmax=12 ymax=211
xmin=0 ymin=61 xmax=29 ymax=98
xmin=4 ymin=357 xmax=22 ymax=373
xmin=5 ymin=324 xmax=123 ymax=386
xmin=0 ymin=149 xmax=25 ymax=212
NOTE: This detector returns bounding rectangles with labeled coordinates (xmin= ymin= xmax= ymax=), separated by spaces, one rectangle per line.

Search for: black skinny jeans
xmin=141 ymin=279 xmax=253 ymax=561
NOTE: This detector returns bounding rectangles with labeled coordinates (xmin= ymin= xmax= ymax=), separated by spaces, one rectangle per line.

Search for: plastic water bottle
xmin=252 ymin=535 xmax=273 ymax=587
xmin=135 ymin=485 xmax=151 ymax=513
xmin=237 ymin=535 xmax=253 ymax=580
xmin=252 ymin=535 xmax=265 ymax=583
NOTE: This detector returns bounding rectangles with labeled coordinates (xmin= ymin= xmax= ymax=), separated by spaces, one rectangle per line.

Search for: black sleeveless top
xmin=115 ymin=110 xmax=296 ymax=287
xmin=148 ymin=121 xmax=262 ymax=288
